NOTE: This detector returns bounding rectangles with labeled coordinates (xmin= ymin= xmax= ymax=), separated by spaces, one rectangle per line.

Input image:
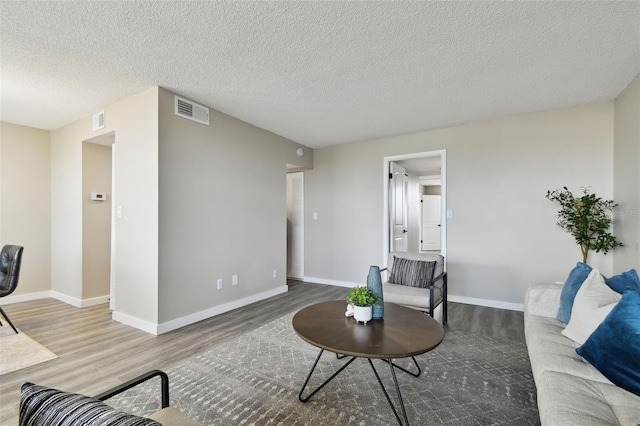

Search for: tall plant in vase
xmin=546 ymin=186 xmax=622 ymax=264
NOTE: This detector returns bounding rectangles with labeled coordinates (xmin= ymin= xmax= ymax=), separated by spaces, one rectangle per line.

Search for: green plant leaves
xmin=546 ymin=187 xmax=622 ymax=263
xmin=346 ymin=286 xmax=380 ymax=307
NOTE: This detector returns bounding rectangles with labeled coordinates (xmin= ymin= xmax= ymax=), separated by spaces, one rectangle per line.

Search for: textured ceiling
xmin=1 ymin=1 xmax=638 ymax=149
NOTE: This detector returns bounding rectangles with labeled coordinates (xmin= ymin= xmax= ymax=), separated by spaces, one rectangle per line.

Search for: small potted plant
xmin=346 ymin=286 xmax=380 ymax=324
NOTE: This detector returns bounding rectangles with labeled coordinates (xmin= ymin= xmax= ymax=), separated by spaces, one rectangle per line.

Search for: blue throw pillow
xmin=557 ymin=262 xmax=592 ymax=324
xmin=576 ymin=288 xmax=640 ymax=397
xmin=604 ymin=269 xmax=640 ymax=294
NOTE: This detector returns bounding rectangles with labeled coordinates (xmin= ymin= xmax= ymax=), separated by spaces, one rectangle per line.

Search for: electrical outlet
xmin=273 ymin=269 xmax=278 ymax=278
xmin=232 ymin=274 xmax=238 ymax=286
xmin=217 ymin=278 xmax=223 ymax=290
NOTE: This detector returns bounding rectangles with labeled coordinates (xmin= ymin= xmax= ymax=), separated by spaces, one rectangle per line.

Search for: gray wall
xmin=613 ymin=72 xmax=640 ymax=271
xmin=0 ymin=122 xmax=51 ymax=296
xmin=305 ymin=103 xmax=614 ymax=306
xmin=82 ymin=142 xmax=112 ymax=300
xmin=157 ymin=88 xmax=312 ymax=323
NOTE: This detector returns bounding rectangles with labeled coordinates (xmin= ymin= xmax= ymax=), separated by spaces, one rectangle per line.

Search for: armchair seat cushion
xmin=383 ymin=282 xmax=442 ymax=310
xmin=148 ymin=407 xmax=202 ymax=426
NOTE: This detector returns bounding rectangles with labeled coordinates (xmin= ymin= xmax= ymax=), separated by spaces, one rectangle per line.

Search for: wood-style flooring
xmin=0 ymin=280 xmax=524 ymax=424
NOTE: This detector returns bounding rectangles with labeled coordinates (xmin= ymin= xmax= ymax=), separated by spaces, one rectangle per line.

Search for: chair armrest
xmin=428 ymin=271 xmax=447 ymax=288
xmin=95 ymin=370 xmax=169 ymax=409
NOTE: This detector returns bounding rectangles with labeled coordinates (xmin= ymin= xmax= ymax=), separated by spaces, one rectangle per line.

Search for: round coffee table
xmin=292 ymin=300 xmax=444 ymax=425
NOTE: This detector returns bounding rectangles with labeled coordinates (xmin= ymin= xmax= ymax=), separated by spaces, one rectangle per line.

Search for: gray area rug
xmin=109 ymin=313 xmax=539 ymax=425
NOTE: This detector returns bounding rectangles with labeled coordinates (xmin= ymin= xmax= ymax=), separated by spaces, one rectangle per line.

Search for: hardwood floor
xmin=0 ymin=280 xmax=524 ymax=424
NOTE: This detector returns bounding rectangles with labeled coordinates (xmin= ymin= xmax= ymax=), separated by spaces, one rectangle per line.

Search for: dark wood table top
xmin=292 ymin=301 xmax=444 ymax=359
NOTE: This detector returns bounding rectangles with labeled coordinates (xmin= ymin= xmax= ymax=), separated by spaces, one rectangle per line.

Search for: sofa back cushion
xmin=576 ymin=287 xmax=640 ymax=397
xmin=20 ymin=382 xmax=160 ymax=426
xmin=561 ymin=269 xmax=621 ymax=345
xmin=387 ymin=252 xmax=443 ymax=280
xmin=557 ymin=262 xmax=592 ymax=324
xmin=388 ymin=257 xmax=436 ymax=288
xmin=604 ymin=269 xmax=640 ymax=294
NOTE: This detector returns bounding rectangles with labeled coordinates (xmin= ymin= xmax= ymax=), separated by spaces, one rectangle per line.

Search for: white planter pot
xmin=353 ymin=305 xmax=373 ymax=324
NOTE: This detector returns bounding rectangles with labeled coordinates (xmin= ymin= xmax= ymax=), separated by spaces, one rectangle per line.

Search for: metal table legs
xmin=298 ymin=349 xmax=421 ymax=425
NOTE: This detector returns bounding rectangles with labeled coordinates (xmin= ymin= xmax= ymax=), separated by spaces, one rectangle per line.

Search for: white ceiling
xmin=1 ymin=1 xmax=638 ymax=149
xmin=396 ymin=156 xmax=442 ymax=177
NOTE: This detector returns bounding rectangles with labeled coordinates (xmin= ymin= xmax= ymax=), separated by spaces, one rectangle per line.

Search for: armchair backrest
xmin=0 ymin=245 xmax=24 ymax=296
xmin=387 ymin=251 xmax=444 ymax=282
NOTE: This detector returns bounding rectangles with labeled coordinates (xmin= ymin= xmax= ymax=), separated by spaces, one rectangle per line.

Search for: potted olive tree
xmin=546 ymin=186 xmax=623 ymax=264
xmin=346 ymin=286 xmax=380 ymax=324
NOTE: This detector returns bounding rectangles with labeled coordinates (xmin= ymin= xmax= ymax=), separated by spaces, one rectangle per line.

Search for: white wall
xmin=51 ymin=87 xmax=159 ymax=324
xmin=0 ymin=122 xmax=51 ymax=297
xmin=305 ymin=103 xmax=614 ymax=307
xmin=613 ymin=72 xmax=640 ymax=271
xmin=156 ymin=88 xmax=313 ymax=327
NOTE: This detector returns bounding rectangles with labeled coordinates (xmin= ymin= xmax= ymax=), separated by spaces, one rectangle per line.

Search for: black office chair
xmin=0 ymin=245 xmax=24 ymax=333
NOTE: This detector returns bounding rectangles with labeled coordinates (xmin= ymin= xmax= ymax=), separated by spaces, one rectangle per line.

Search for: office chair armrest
xmin=95 ymin=370 xmax=169 ymax=409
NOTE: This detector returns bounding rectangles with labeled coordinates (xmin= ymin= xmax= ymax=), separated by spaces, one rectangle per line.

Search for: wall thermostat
xmin=91 ymin=192 xmax=106 ymax=201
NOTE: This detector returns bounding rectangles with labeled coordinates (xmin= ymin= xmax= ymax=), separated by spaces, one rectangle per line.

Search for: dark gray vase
xmin=367 ymin=265 xmax=384 ymax=319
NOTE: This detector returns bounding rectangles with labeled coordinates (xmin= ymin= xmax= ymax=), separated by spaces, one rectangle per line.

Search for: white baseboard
xmin=1 ymin=291 xmax=109 ymax=308
xmin=50 ymin=291 xmax=109 ymax=308
xmin=117 ymin=285 xmax=288 ymax=335
xmin=303 ymin=276 xmax=358 ymax=288
xmin=302 ymin=277 xmax=524 ymax=312
xmin=112 ymin=311 xmax=158 ymax=335
xmin=448 ymin=295 xmax=524 ymax=312
xmin=79 ymin=295 xmax=110 ymax=307
xmin=155 ymin=285 xmax=289 ymax=334
xmin=0 ymin=291 xmax=52 ymax=305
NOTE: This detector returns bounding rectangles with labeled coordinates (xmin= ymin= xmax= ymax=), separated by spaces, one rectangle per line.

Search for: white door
xmin=389 ymin=162 xmax=408 ymax=252
xmin=421 ymin=195 xmax=441 ymax=251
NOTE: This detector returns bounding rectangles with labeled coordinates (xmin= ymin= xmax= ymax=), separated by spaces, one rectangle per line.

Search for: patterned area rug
xmin=109 ymin=313 xmax=539 ymax=425
xmin=0 ymin=326 xmax=58 ymax=375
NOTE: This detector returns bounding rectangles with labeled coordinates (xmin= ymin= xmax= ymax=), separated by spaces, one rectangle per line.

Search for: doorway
xmin=287 ymin=171 xmax=304 ymax=279
xmin=383 ymin=150 xmax=446 ymax=263
xmin=82 ymin=132 xmax=115 ymax=307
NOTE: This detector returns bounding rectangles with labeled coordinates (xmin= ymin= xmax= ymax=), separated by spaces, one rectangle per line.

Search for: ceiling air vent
xmin=175 ymin=96 xmax=210 ymax=126
xmin=93 ymin=111 xmax=105 ymax=131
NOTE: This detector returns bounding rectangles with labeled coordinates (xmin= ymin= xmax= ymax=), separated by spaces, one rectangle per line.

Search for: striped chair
xmin=381 ymin=252 xmax=448 ymax=324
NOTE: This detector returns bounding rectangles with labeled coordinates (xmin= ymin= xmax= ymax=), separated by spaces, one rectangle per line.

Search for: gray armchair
xmin=382 ymin=251 xmax=447 ymax=324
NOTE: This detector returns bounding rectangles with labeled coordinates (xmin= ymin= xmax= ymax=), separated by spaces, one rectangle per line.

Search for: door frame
xmin=382 ymin=150 xmax=447 ymax=267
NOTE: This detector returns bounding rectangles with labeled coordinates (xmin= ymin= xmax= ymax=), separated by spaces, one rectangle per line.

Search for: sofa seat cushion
xmin=382 ymin=282 xmax=441 ymax=310
xmin=525 ymin=315 xmax=612 ymax=385
xmin=148 ymin=407 xmax=203 ymax=426
xmin=536 ymin=370 xmax=640 ymax=426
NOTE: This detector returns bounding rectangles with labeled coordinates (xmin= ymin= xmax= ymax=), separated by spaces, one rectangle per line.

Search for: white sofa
xmin=524 ymin=283 xmax=640 ymax=425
